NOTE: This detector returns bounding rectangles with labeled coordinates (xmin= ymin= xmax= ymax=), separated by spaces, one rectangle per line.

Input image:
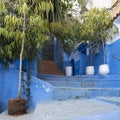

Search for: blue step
xmin=97 ymin=97 xmax=120 ymax=105
xmin=47 ymin=81 xmax=120 ymax=88
xmin=38 ymin=74 xmax=120 ymax=82
xmin=38 ymin=74 xmax=120 ymax=100
xmin=52 ymin=87 xmax=120 ymax=101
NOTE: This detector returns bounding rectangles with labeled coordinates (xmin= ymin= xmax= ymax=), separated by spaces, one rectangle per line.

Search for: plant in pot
xmin=50 ymin=0 xmax=93 ymax=76
xmin=93 ymin=8 xmax=118 ymax=75
xmin=0 ymin=0 xmax=53 ymax=115
xmin=85 ymin=42 xmax=95 ymax=75
xmin=80 ymin=18 xmax=96 ymax=75
xmin=83 ymin=8 xmax=118 ymax=75
xmin=50 ymin=19 xmax=77 ymax=76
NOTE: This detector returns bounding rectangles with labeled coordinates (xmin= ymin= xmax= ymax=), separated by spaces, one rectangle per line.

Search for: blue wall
xmin=22 ymin=72 xmax=53 ymax=110
xmin=92 ymin=44 xmax=105 ymax=75
xmin=68 ymin=50 xmax=86 ymax=75
xmin=0 ymin=67 xmax=18 ymax=112
xmin=14 ymin=59 xmax=38 ymax=77
xmin=72 ymin=41 xmax=119 ymax=75
xmin=86 ymin=39 xmax=120 ymax=75
xmin=92 ymin=39 xmax=120 ymax=75
xmin=74 ymin=52 xmax=86 ymax=75
xmin=0 ymin=65 xmax=53 ymax=112
xmin=107 ymin=39 xmax=120 ymax=74
xmin=54 ymin=36 xmax=120 ymax=75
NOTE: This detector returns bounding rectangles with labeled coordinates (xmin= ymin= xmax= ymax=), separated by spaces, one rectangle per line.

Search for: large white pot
xmin=65 ymin=66 xmax=72 ymax=76
xmin=86 ymin=66 xmax=94 ymax=75
xmin=99 ymin=64 xmax=110 ymax=75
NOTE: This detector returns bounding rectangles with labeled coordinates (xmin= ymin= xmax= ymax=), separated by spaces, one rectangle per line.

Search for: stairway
xmin=39 ymin=60 xmax=63 ymax=75
xmin=38 ymin=74 xmax=120 ymax=101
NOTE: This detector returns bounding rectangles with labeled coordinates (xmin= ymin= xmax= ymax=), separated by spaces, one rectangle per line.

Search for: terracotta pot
xmin=99 ymin=64 xmax=109 ymax=75
xmin=86 ymin=66 xmax=94 ymax=75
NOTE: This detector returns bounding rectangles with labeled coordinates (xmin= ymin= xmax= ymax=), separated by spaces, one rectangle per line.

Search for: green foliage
xmin=49 ymin=1 xmax=94 ymax=54
xmin=0 ymin=0 xmax=7 ymax=14
xmin=0 ymin=0 xmax=53 ymax=63
xmin=50 ymin=18 xmax=79 ymax=54
xmin=81 ymin=7 xmax=118 ymax=64
xmin=84 ymin=8 xmax=114 ymax=42
xmin=77 ymin=0 xmax=89 ymax=13
xmin=50 ymin=5 xmax=117 ymax=60
xmin=0 ymin=0 xmax=54 ymax=99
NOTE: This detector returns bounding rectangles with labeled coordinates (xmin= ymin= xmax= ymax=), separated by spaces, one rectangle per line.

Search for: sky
xmin=93 ymin=0 xmax=111 ymax=8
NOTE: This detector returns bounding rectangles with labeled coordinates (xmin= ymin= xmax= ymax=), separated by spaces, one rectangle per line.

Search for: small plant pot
xmin=65 ymin=66 xmax=72 ymax=76
xmin=8 ymin=98 xmax=27 ymax=115
xmin=86 ymin=66 xmax=94 ymax=75
xmin=99 ymin=64 xmax=109 ymax=75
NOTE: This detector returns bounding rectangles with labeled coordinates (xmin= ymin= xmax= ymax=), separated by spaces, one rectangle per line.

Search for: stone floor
xmin=0 ymin=98 xmax=120 ymax=120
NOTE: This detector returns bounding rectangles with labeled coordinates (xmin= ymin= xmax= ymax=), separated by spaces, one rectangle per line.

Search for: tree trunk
xmin=102 ymin=40 xmax=106 ymax=64
xmin=18 ymin=13 xmax=26 ymax=99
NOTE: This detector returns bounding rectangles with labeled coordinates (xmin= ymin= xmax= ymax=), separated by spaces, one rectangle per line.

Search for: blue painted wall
xmin=107 ymin=38 xmax=120 ymax=74
xmin=14 ymin=59 xmax=38 ymax=77
xmin=92 ymin=44 xmax=105 ymax=75
xmin=22 ymin=72 xmax=53 ymax=110
xmin=71 ymin=40 xmax=120 ymax=75
xmin=0 ymin=67 xmax=18 ymax=112
xmin=53 ymin=36 xmax=120 ymax=75
xmin=92 ymin=39 xmax=120 ymax=75
xmin=74 ymin=52 xmax=86 ymax=75
xmin=0 ymin=65 xmax=53 ymax=112
xmin=68 ymin=50 xmax=86 ymax=75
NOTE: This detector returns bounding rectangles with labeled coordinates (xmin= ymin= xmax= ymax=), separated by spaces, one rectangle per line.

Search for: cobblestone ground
xmin=0 ymin=99 xmax=120 ymax=120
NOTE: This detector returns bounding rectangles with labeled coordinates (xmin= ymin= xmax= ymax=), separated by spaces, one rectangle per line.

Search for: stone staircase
xmin=38 ymin=74 xmax=120 ymax=101
xmin=39 ymin=60 xmax=63 ymax=75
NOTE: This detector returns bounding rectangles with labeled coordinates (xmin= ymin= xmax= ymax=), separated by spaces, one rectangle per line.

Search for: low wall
xmin=0 ymin=66 xmax=53 ymax=113
xmin=22 ymin=72 xmax=53 ymax=110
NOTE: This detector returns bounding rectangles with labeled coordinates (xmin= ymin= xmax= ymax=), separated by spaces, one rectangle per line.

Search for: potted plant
xmin=83 ymin=8 xmax=117 ymax=75
xmin=98 ymin=40 xmax=110 ymax=75
xmin=0 ymin=0 xmax=53 ymax=115
xmin=50 ymin=20 xmax=76 ymax=76
xmin=86 ymin=42 xmax=101 ymax=75
xmin=96 ymin=9 xmax=118 ymax=75
xmin=86 ymin=42 xmax=95 ymax=75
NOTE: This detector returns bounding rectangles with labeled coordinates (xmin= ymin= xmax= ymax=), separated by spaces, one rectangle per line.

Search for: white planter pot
xmin=86 ymin=66 xmax=94 ymax=75
xmin=65 ymin=66 xmax=72 ymax=76
xmin=99 ymin=64 xmax=110 ymax=75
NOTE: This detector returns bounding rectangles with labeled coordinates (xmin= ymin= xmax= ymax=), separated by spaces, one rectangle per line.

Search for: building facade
xmin=110 ymin=0 xmax=120 ymax=19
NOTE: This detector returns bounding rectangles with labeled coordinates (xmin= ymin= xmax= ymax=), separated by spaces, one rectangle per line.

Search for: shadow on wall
xmin=0 ymin=66 xmax=53 ymax=113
